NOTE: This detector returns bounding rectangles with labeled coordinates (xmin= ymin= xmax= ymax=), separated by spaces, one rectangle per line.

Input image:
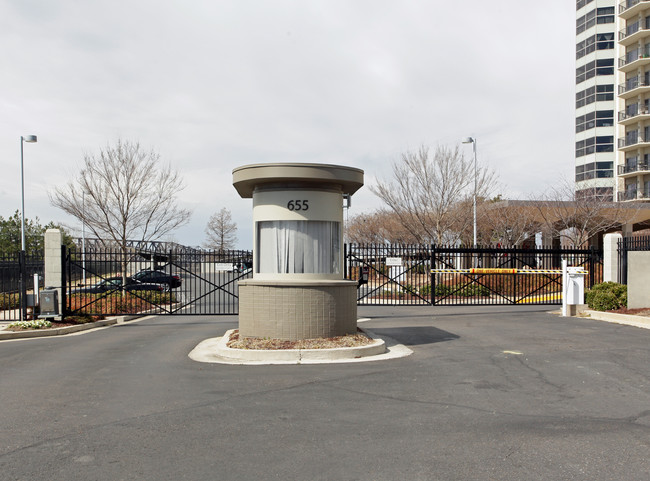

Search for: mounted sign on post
xmin=386 ymin=256 xmax=406 ymax=286
xmin=233 ymin=163 xmax=364 ymax=340
xmin=385 ymin=257 xmax=402 ymax=267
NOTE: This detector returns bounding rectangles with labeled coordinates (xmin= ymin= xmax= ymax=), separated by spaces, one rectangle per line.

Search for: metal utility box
xmin=39 ymin=289 xmax=59 ymax=317
xmin=26 ymin=294 xmax=37 ymax=307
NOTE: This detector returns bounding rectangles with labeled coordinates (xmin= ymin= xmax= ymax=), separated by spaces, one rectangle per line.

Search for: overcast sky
xmin=1 ymin=0 xmax=576 ymax=249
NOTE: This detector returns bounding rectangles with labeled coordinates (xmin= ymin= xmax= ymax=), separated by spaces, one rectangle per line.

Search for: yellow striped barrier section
xmin=431 ymin=268 xmax=588 ymax=275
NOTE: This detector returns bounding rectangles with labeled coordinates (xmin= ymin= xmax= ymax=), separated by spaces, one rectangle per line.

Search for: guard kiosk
xmin=233 ymin=163 xmax=364 ymax=340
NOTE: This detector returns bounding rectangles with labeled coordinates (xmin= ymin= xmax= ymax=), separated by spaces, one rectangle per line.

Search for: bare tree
xmin=533 ymin=180 xmax=640 ymax=247
xmin=204 ymin=208 xmax=237 ymax=252
xmin=479 ymin=198 xmax=542 ymax=246
xmin=346 ymin=210 xmax=421 ymax=244
xmin=370 ymin=145 xmax=496 ymax=245
xmin=50 ymin=140 xmax=191 ymax=279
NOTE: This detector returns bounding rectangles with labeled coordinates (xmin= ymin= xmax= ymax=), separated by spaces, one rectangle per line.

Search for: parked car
xmin=131 ymin=270 xmax=182 ymax=290
xmin=72 ymin=277 xmax=164 ymax=294
xmin=235 ymin=261 xmax=253 ymax=273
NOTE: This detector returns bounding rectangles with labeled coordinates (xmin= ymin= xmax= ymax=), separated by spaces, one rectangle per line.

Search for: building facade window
xmin=576 ymin=136 xmax=614 ymax=157
xmin=576 ymin=33 xmax=615 ymax=59
xmin=577 ymin=6 xmax=614 ymax=33
xmin=256 ymin=220 xmax=340 ymax=274
xmin=626 ymin=155 xmax=639 ymax=172
xmin=575 ymin=161 xmax=614 ymax=181
xmin=625 ymin=130 xmax=639 ymax=145
xmin=576 ymin=110 xmax=614 ymax=132
xmin=576 ymin=0 xmax=595 ymax=12
xmin=576 ymin=186 xmax=613 ymax=201
xmin=576 ymin=59 xmax=615 ymax=84
xmin=576 ymin=84 xmax=614 ymax=107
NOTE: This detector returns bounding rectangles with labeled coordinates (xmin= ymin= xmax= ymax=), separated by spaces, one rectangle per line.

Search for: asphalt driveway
xmin=1 ymin=305 xmax=648 ymax=480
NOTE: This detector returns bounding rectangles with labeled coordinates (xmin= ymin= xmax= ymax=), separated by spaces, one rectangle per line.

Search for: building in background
xmin=617 ymin=0 xmax=650 ymax=201
xmin=575 ymin=0 xmax=617 ymax=201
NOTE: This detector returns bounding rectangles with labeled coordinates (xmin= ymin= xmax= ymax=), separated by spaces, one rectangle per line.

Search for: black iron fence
xmin=345 ymin=244 xmax=602 ymax=306
xmin=345 ymin=244 xmax=432 ymax=305
xmin=617 ymin=235 xmax=650 ymax=284
xmin=63 ymin=245 xmax=253 ymax=317
xmin=430 ymin=245 xmax=601 ymax=306
xmin=2 ymin=240 xmax=607 ymax=318
xmin=0 ymin=252 xmax=44 ymax=321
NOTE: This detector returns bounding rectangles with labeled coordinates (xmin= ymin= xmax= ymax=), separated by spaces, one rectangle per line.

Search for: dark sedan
xmin=72 ymin=277 xmax=164 ymax=294
xmin=131 ymin=270 xmax=182 ymax=289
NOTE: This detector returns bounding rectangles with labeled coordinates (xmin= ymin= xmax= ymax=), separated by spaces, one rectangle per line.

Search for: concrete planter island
xmin=233 ymin=163 xmax=364 ymax=340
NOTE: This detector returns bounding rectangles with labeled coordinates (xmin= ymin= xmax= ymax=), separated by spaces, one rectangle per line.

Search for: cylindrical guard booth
xmin=233 ymin=163 xmax=364 ymax=340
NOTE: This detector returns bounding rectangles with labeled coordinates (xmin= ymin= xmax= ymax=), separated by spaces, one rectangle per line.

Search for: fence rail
xmin=63 ymin=246 xmax=253 ymax=317
xmin=618 ymin=234 xmax=650 ymax=284
xmin=2 ymin=241 xmax=608 ymax=319
xmin=0 ymin=252 xmax=44 ymax=321
xmin=345 ymin=244 xmax=602 ymax=306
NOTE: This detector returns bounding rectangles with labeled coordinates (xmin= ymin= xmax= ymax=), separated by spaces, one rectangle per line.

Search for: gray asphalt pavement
xmin=1 ymin=305 xmax=649 ymax=481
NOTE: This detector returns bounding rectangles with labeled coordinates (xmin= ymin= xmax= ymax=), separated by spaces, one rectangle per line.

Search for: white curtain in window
xmin=257 ymin=220 xmax=340 ymax=274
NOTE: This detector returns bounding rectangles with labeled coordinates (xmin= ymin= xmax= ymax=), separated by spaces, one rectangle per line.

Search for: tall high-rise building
xmin=617 ymin=0 xmax=650 ymax=201
xmin=575 ymin=0 xmax=617 ymax=201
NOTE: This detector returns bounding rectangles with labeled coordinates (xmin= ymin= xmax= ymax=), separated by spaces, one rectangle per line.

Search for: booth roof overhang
xmin=232 ymin=163 xmax=364 ymax=198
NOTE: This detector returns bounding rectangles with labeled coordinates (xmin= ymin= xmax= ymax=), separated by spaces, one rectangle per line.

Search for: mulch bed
xmin=226 ymin=329 xmax=373 ymax=350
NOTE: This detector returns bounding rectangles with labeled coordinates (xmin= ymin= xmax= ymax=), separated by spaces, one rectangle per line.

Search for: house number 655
xmin=287 ymin=200 xmax=309 ymax=211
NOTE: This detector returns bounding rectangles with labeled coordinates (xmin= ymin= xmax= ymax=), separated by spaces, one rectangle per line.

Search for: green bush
xmin=130 ymin=290 xmax=176 ymax=304
xmin=456 ymin=284 xmax=491 ymax=297
xmin=585 ymin=282 xmax=627 ymax=311
xmin=402 ymin=284 xmax=417 ymax=295
xmin=425 ymin=283 xmax=491 ymax=298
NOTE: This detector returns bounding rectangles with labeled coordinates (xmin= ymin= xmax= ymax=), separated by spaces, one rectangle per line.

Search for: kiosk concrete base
xmin=238 ymin=280 xmax=358 ymax=340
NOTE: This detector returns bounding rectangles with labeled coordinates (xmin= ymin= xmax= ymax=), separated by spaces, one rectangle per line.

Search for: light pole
xmin=19 ymin=135 xmax=37 ymax=321
xmin=20 ymin=135 xmax=38 ymax=251
xmin=82 ymin=192 xmax=87 ymax=286
xmin=462 ymin=137 xmax=478 ymax=247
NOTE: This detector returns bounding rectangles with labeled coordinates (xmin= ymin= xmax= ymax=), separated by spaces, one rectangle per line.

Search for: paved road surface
xmin=1 ymin=306 xmax=649 ymax=480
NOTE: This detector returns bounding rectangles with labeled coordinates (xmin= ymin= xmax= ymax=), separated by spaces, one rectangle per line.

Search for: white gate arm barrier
xmin=431 ymin=268 xmax=588 ymax=275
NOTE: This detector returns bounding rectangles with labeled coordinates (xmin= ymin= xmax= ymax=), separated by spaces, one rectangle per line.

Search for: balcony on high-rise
xmin=619 ymin=0 xmax=650 ymax=19
xmin=619 ymin=45 xmax=650 ymax=72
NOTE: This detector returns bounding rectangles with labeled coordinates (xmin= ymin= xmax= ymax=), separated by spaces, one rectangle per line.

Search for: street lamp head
xmin=22 ymin=135 xmax=37 ymax=143
xmin=462 ymin=137 xmax=475 ymax=144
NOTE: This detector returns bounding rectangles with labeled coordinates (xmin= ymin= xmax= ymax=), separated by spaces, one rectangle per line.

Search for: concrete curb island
xmin=582 ymin=309 xmax=650 ymax=330
xmin=0 ymin=315 xmax=142 ymax=341
xmin=189 ymin=327 xmax=413 ymax=365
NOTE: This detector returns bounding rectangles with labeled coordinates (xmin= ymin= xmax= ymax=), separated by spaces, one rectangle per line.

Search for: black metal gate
xmin=344 ymin=244 xmax=602 ymax=306
xmin=64 ymin=243 xmax=252 ymax=317
xmin=344 ymin=244 xmax=432 ymax=305
xmin=0 ymin=252 xmax=44 ymax=321
xmin=430 ymin=246 xmax=601 ymax=306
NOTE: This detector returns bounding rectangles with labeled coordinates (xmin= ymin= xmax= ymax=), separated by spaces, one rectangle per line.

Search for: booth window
xmin=257 ymin=220 xmax=340 ymax=274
